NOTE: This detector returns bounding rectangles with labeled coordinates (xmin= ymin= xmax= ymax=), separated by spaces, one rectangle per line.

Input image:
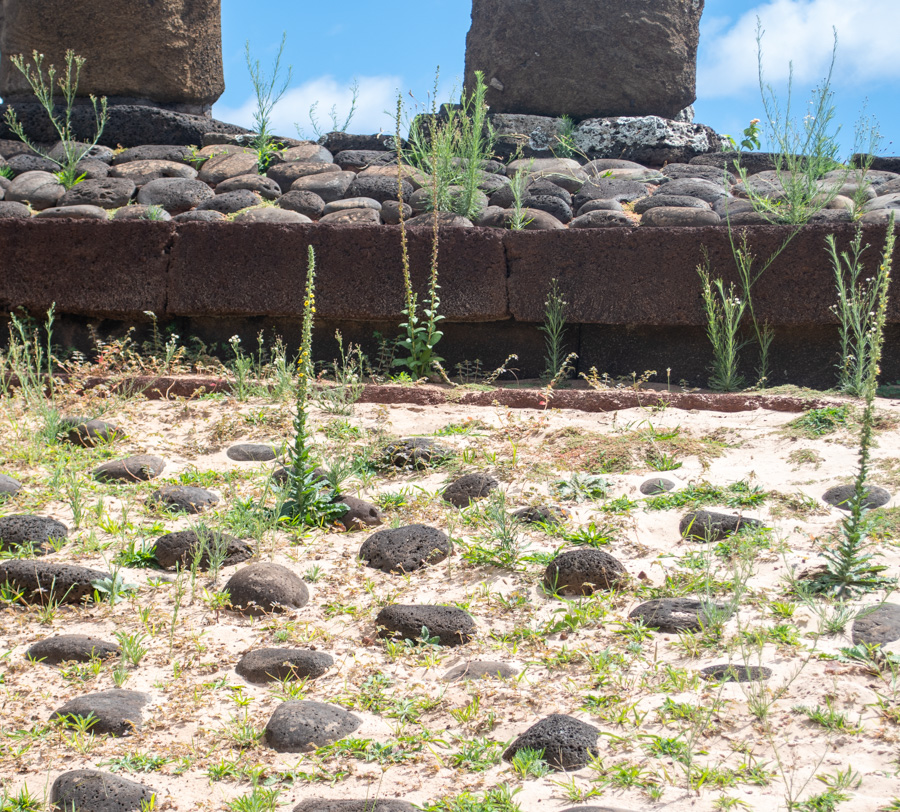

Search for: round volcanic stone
xmin=380 ymin=200 xmax=413 ymax=224
xmin=196 ymin=188 xmax=262 ymax=214
xmin=381 ymin=438 xmax=450 ymax=469
xmin=346 ymin=174 xmax=413 ymax=203
xmin=93 ymin=455 xmax=165 ymax=483
xmin=640 ymin=207 xmax=721 ymax=227
xmin=0 ymin=201 xmax=31 ymax=219
xmin=227 ymin=443 xmax=277 ymax=462
xmin=226 ymin=562 xmax=309 ymax=616
xmin=640 ymin=477 xmax=675 ymax=495
xmin=511 ymin=505 xmax=570 ymax=524
xmin=35 ymin=204 xmax=109 ymax=221
xmin=236 ymin=648 xmax=334 ymax=683
xmin=679 ymin=510 xmax=764 ymax=542
xmin=136 ymin=177 xmax=213 ymax=213
xmin=149 ymin=485 xmax=219 ymax=514
xmin=629 ymin=598 xmax=727 ymax=633
xmin=359 ymin=524 xmax=451 ymax=573
xmin=633 ymin=194 xmax=712 ymax=214
xmin=0 ymin=560 xmax=110 ymax=604
xmin=701 ymin=664 xmax=772 ymax=683
xmin=0 ymin=514 xmax=68 ymax=553
xmin=233 ymin=206 xmax=311 ymax=224
xmin=66 ymin=419 xmax=121 ymax=447
xmin=0 ymin=473 xmax=22 ymax=497
xmin=569 ymin=209 xmax=634 ymax=228
xmin=277 ymin=190 xmax=326 ymax=218
xmin=442 ymin=661 xmax=519 ymax=681
xmin=50 ymin=770 xmax=157 ymax=812
xmin=336 ymin=495 xmax=384 ymax=530
xmin=543 ymin=549 xmax=627 ymax=596
xmin=113 ymin=145 xmax=193 ymax=164
xmin=293 ymin=802 xmax=414 ymax=812
xmin=503 ymin=714 xmax=599 ymax=771
xmin=27 ymin=634 xmax=120 ymax=665
xmin=656 ymin=177 xmax=730 ymax=204
xmin=376 ymin=604 xmax=475 ymax=646
xmin=851 ymin=603 xmax=900 ymax=645
xmin=215 ymin=174 xmax=283 ymax=200
xmin=442 ymin=473 xmax=499 ymax=507
xmin=522 ymin=194 xmax=573 ymax=223
xmin=151 ymin=528 xmax=252 ymax=570
xmin=822 ymin=484 xmax=891 ymax=511
xmin=51 ymin=689 xmax=149 ymax=736
xmin=58 ymin=178 xmax=135 ymax=209
xmin=172 ymin=209 xmax=226 ymax=222
xmin=264 ymin=700 xmax=361 ymax=753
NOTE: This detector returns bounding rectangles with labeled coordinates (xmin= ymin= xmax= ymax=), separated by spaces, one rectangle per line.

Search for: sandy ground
xmin=1 ymin=385 xmax=899 ymax=812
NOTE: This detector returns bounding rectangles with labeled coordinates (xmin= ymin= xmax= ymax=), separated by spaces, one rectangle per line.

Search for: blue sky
xmin=215 ymin=0 xmax=899 ymax=157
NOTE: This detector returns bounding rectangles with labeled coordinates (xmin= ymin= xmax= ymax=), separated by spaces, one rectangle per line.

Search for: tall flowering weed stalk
xmin=828 ymin=216 xmax=896 ymax=397
xmin=393 ymin=95 xmax=444 ymax=380
xmin=811 ymin=220 xmax=896 ymax=598
xmin=281 ymin=246 xmax=346 ymax=526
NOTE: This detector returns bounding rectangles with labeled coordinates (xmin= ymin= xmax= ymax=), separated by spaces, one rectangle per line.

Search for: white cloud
xmin=699 ymin=0 xmax=900 ymax=97
xmin=214 ymin=74 xmax=402 ymax=139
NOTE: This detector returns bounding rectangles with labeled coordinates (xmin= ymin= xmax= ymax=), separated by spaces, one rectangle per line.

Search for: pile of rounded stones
xmin=2 ymin=133 xmax=898 ymax=228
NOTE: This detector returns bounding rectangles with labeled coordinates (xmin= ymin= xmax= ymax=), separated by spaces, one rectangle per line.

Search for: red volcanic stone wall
xmin=165 ymin=223 xmax=509 ymax=321
xmin=1 ymin=220 xmax=898 ymax=329
xmin=505 ymin=224 xmax=900 ymax=325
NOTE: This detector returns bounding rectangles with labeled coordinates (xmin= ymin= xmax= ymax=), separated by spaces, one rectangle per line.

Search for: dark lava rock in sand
xmin=226 ymin=563 xmax=309 ymax=616
xmin=543 ymin=549 xmax=627 ymax=596
xmin=503 ymin=714 xmax=599 ymax=770
xmin=443 ymin=660 xmax=519 ymax=681
xmin=852 ymin=603 xmax=900 ymax=645
xmin=0 ymin=560 xmax=110 ymax=604
xmin=51 ymin=689 xmax=149 ymax=736
xmin=65 ymin=419 xmax=121 ymax=447
xmin=227 ymin=443 xmax=277 ymax=462
xmin=822 ymin=484 xmax=891 ymax=511
xmin=149 ymin=485 xmax=219 ymax=514
xmin=511 ymin=505 xmax=569 ymax=525
xmin=336 ymin=495 xmax=383 ymax=530
xmin=679 ymin=510 xmax=764 ymax=541
xmin=442 ymin=473 xmax=499 ymax=507
xmin=629 ymin=598 xmax=727 ymax=633
xmin=376 ymin=604 xmax=475 ymax=646
xmin=0 ymin=514 xmax=68 ymax=553
xmin=0 ymin=473 xmax=22 ymax=497
xmin=381 ymin=438 xmax=450 ymax=469
xmin=93 ymin=455 xmax=165 ymax=482
xmin=151 ymin=528 xmax=252 ymax=570
xmin=25 ymin=634 xmax=122 ymax=665
xmin=293 ymin=802 xmax=415 ymax=812
xmin=640 ymin=477 xmax=675 ymax=495
xmin=359 ymin=525 xmax=451 ymax=573
xmin=236 ymin=648 xmax=334 ymax=683
xmin=701 ymin=664 xmax=772 ymax=683
xmin=264 ymin=700 xmax=361 ymax=752
xmin=28 ymin=635 xmax=120 ymax=665
xmin=50 ymin=769 xmax=156 ymax=812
